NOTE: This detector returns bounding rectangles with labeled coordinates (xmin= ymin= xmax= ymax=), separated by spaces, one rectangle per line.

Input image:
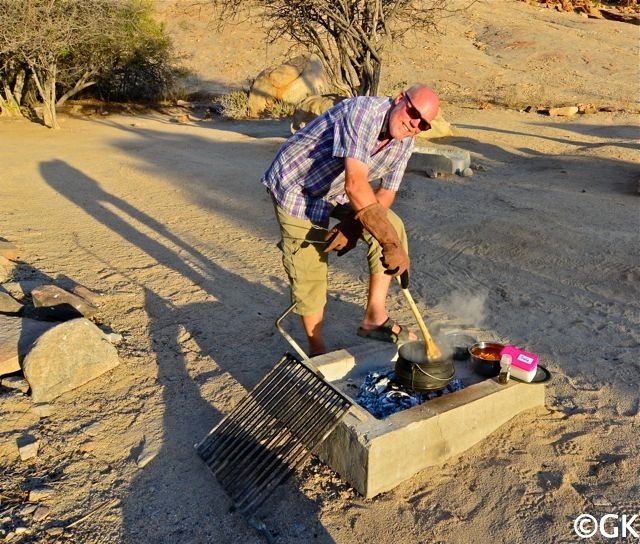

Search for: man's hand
xmin=324 ymin=213 xmax=363 ymax=256
xmin=380 ymin=243 xmax=410 ymax=278
xmin=355 ymin=203 xmax=410 ymax=277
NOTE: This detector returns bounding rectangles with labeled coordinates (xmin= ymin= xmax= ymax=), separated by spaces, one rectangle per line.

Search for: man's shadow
xmin=40 ymin=160 xmax=339 ymax=542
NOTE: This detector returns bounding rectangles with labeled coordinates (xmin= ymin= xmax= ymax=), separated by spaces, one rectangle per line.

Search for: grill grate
xmin=195 ymin=353 xmax=353 ymax=514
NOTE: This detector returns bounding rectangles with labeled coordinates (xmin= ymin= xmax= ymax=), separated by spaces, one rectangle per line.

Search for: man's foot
xmin=357 ymin=318 xmax=417 ymax=345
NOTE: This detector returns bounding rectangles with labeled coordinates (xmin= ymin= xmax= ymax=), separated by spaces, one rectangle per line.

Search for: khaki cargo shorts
xmin=272 ymin=199 xmax=408 ymax=316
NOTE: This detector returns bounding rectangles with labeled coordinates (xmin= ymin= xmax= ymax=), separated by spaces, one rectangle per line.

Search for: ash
xmin=355 ymin=371 xmax=464 ymax=419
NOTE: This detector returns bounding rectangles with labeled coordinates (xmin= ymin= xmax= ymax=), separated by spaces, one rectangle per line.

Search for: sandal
xmin=357 ymin=317 xmax=412 ymax=345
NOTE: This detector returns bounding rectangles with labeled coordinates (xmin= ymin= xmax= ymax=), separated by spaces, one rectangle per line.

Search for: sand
xmin=0 ymin=1 xmax=638 ymax=543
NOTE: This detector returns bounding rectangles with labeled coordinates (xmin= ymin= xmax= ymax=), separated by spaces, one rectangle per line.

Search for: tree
xmin=206 ymin=0 xmax=456 ymax=96
xmin=0 ymin=0 xmax=175 ymax=128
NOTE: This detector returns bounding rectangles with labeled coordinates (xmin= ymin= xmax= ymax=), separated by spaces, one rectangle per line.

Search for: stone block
xmin=22 ymin=318 xmax=120 ymax=402
xmin=0 ymin=291 xmax=23 ymax=314
xmin=0 ymin=239 xmax=19 ymax=261
xmin=0 ymin=255 xmax=16 ymax=282
xmin=548 ymin=106 xmax=579 ymax=117
xmin=30 ymin=284 xmax=98 ymax=319
xmin=407 ymin=144 xmax=471 ymax=176
xmin=312 ymin=344 xmax=546 ymax=498
xmin=0 ymin=316 xmax=57 ymax=376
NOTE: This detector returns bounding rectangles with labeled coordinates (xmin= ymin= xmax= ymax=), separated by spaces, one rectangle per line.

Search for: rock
xmin=172 ymin=115 xmax=191 ymax=124
xmin=19 ymin=505 xmax=37 ymax=516
xmin=78 ymin=440 xmax=95 ymax=453
xmin=290 ymin=94 xmax=346 ymax=133
xmin=45 ymin=527 xmax=63 ymax=536
xmin=82 ymin=421 xmax=105 ymax=437
xmin=17 ymin=436 xmax=39 ymax=460
xmin=30 ymin=284 xmax=98 ymax=319
xmin=22 ymin=318 xmax=121 ymax=403
xmin=0 ymin=281 xmax=45 ymax=300
xmin=0 ymin=316 xmax=57 ymax=377
xmin=578 ymin=103 xmax=598 ymax=114
xmin=69 ymin=285 xmax=103 ymax=306
xmin=591 ymin=494 xmax=612 ymax=507
xmin=1 ymin=375 xmax=29 ymax=393
xmin=0 ymin=292 xmax=22 ymax=314
xmin=548 ymin=106 xmax=579 ymax=117
xmin=105 ymin=332 xmax=123 ymax=345
xmin=28 ymin=487 xmax=54 ymax=502
xmin=461 ymin=167 xmax=474 ymax=177
xmin=32 ymin=505 xmax=50 ymax=522
xmin=248 ymin=54 xmax=328 ymax=117
xmin=415 ymin=109 xmax=454 ymax=140
xmin=136 ymin=439 xmax=160 ymax=468
xmin=0 ymin=256 xmax=15 ymax=282
xmin=0 ymin=239 xmax=19 ymax=261
xmin=587 ymin=6 xmax=603 ymax=18
xmin=31 ymin=403 xmax=52 ymax=418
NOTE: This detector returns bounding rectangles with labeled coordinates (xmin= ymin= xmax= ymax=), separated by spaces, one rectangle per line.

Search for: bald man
xmin=262 ymin=84 xmax=440 ymax=356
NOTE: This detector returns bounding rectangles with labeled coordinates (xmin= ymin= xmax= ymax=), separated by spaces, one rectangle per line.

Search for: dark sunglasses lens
xmin=406 ymin=101 xmax=419 ymax=119
xmin=406 ymin=95 xmax=430 ymax=131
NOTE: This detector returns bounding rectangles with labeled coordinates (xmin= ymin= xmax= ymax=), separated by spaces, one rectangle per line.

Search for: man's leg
xmin=302 ymin=310 xmax=326 ymax=356
xmin=361 ymin=272 xmax=392 ymax=327
xmin=272 ymin=199 xmax=329 ymax=355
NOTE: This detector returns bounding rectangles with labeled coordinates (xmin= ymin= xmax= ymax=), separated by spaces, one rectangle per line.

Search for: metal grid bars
xmin=195 ymin=353 xmax=352 ymax=515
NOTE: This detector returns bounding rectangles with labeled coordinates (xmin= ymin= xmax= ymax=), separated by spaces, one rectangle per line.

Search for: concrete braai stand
xmin=312 ymin=343 xmax=546 ymax=498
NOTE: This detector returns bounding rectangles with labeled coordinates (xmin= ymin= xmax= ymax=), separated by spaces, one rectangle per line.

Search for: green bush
xmin=217 ymin=90 xmax=249 ymax=119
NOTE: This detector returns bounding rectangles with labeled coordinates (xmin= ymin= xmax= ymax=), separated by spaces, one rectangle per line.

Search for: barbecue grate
xmin=195 ymin=353 xmax=353 ymax=515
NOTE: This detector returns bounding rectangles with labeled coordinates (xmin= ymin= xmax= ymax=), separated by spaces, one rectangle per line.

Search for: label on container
xmin=500 ymin=346 xmax=538 ymax=371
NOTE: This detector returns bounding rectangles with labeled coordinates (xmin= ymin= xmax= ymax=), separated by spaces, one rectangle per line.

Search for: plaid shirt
xmin=262 ymin=96 xmax=414 ymax=223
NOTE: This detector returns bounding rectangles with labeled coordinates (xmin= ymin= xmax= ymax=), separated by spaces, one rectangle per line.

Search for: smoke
xmin=440 ymin=289 xmax=489 ymax=328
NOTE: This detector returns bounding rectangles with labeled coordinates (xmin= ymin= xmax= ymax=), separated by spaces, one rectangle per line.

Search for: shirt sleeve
xmin=332 ymin=102 xmax=376 ymax=164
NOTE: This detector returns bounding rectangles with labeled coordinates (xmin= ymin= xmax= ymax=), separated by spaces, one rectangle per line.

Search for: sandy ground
xmin=1 ymin=1 xmax=639 ymax=543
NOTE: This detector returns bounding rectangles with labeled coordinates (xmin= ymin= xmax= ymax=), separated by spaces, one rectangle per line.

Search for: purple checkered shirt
xmin=262 ymin=96 xmax=414 ymax=223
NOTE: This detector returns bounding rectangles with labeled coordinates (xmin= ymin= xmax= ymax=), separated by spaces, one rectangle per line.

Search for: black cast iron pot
xmin=395 ymin=341 xmax=455 ymax=392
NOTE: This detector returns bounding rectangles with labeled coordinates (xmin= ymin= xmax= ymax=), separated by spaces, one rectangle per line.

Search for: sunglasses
xmin=404 ymin=94 xmax=431 ymax=131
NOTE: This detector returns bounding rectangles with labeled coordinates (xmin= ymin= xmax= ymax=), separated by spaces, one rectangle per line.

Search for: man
xmin=262 ymin=84 xmax=440 ymax=356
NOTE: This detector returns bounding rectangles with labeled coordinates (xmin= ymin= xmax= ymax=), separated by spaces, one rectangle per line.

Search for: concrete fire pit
xmin=312 ymin=343 xmax=546 ymax=498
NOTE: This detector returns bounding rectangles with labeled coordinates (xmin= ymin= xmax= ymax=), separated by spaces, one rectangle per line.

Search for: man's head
xmin=387 ymin=84 xmax=439 ymax=140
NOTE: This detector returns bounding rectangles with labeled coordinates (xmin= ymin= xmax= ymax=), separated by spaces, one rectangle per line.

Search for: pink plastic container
xmin=500 ymin=346 xmax=539 ymax=382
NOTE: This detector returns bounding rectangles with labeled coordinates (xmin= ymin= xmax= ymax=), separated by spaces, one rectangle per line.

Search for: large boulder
xmin=290 ymin=94 xmax=346 ymax=133
xmin=248 ymin=54 xmax=328 ymax=118
xmin=23 ymin=318 xmax=120 ymax=402
xmin=414 ymin=109 xmax=454 ymax=140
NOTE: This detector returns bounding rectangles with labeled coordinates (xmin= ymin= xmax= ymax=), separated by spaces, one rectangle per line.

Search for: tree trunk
xmin=0 ymin=90 xmax=23 ymax=117
xmin=42 ymin=75 xmax=59 ymax=129
xmin=0 ymin=71 xmax=26 ymax=118
xmin=30 ymin=62 xmax=60 ymax=129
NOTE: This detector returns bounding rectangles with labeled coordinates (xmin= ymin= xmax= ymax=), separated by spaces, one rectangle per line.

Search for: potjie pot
xmin=395 ymin=340 xmax=455 ymax=392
